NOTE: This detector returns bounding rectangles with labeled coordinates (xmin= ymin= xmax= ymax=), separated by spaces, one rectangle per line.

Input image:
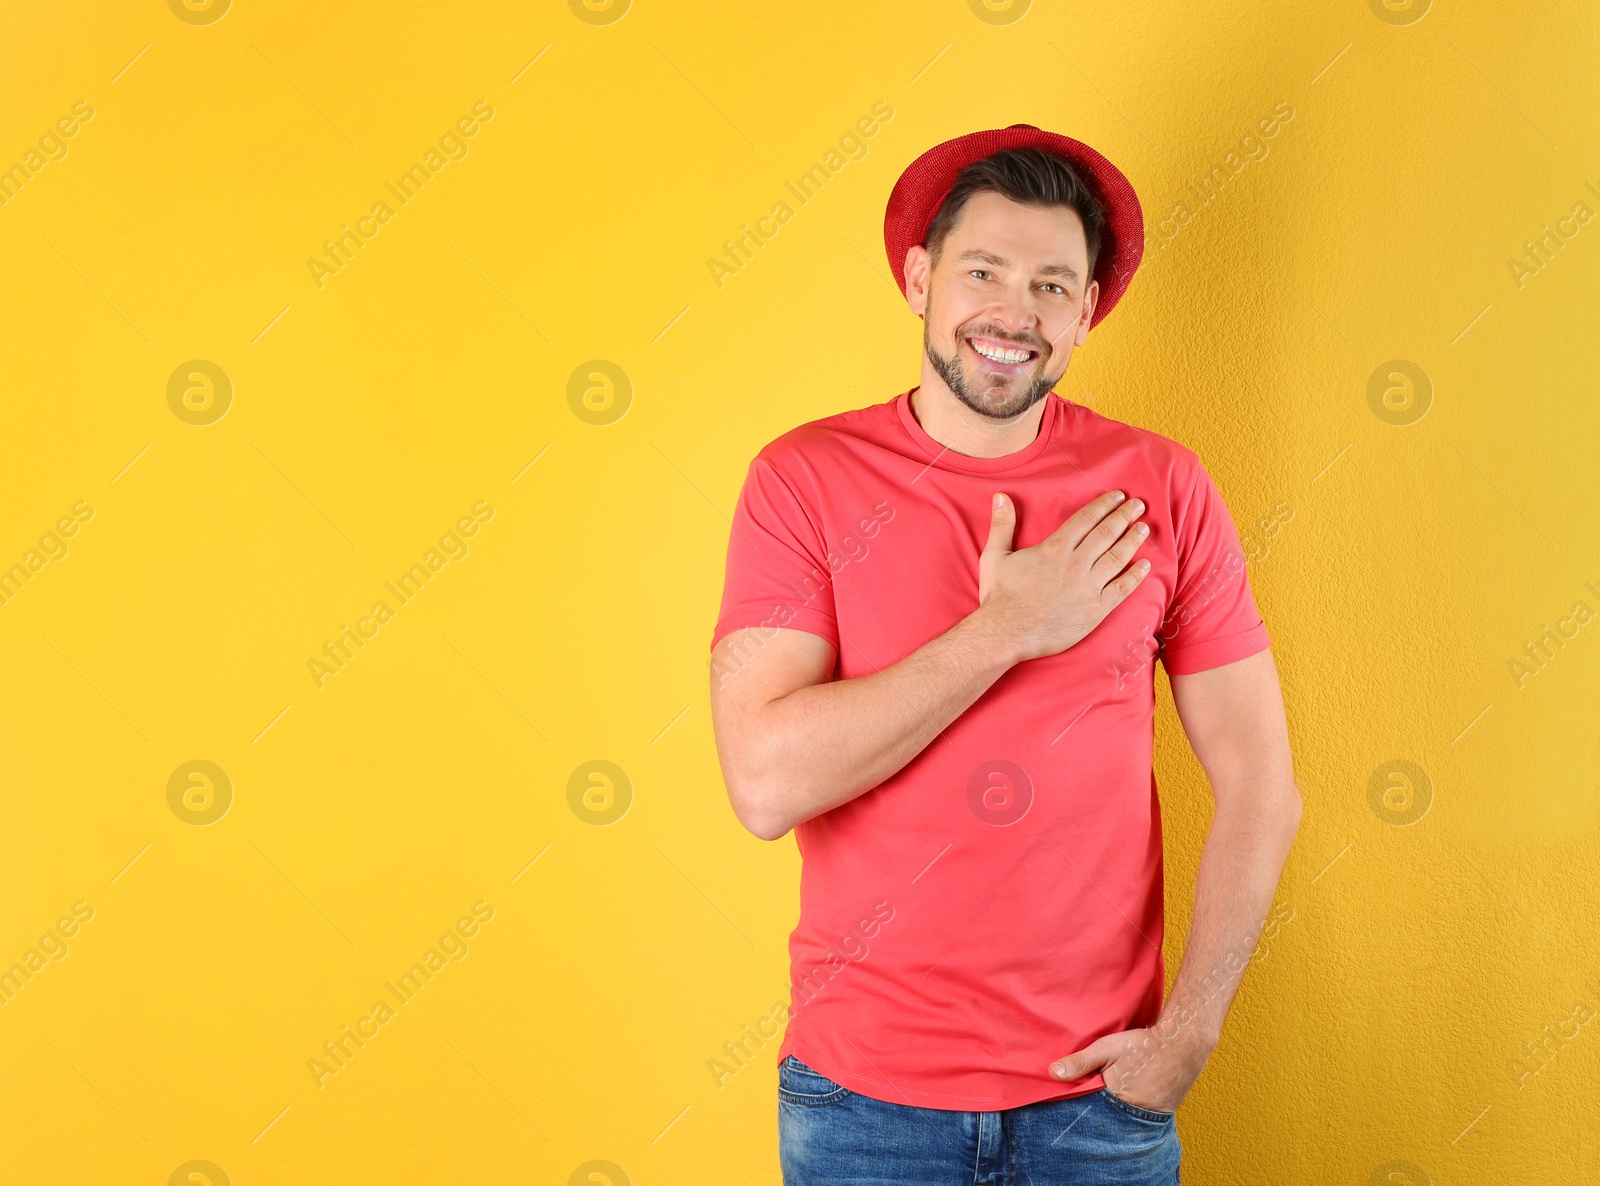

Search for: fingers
xmin=1076 ymin=496 xmax=1145 ymax=564
xmin=1045 ymin=490 xmax=1140 ymax=553
xmin=982 ymin=492 xmax=1016 ymax=560
xmin=1088 ymin=514 xmax=1150 ymax=587
xmin=1100 ymin=556 xmax=1153 ymax=610
xmin=1049 ymin=1035 xmax=1117 ymax=1081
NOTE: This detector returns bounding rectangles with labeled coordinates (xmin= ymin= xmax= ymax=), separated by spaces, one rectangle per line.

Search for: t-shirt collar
xmin=894 ymin=386 xmax=1064 ymax=474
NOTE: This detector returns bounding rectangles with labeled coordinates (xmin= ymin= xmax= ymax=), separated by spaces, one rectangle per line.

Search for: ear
xmin=1072 ymin=278 xmax=1100 ymax=346
xmin=904 ymin=244 xmax=931 ymax=319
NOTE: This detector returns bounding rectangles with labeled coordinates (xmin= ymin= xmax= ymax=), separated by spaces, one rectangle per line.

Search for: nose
xmin=985 ymin=285 xmax=1041 ymax=341
xmin=981 ymin=310 xmax=1041 ymax=349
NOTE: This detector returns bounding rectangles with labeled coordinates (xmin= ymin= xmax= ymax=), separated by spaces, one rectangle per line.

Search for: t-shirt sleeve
xmin=1157 ymin=460 xmax=1272 ymax=675
xmin=710 ymin=454 xmax=840 ymax=654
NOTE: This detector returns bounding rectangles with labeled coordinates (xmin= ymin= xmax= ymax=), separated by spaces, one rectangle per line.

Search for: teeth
xmin=970 ymin=339 xmax=1033 ymax=364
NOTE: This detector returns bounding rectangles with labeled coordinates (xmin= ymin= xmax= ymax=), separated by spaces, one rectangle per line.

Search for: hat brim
xmin=883 ymin=124 xmax=1143 ymax=329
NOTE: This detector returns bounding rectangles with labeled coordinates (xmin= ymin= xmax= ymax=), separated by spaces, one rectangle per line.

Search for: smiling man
xmin=708 ymin=125 xmax=1302 ymax=1184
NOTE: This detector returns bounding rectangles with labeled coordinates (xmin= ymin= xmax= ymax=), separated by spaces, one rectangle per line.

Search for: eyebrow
xmin=956 ymin=248 xmax=1081 ymax=284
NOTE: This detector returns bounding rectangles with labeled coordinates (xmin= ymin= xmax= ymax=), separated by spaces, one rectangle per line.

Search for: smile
xmin=966 ymin=336 xmax=1038 ymax=365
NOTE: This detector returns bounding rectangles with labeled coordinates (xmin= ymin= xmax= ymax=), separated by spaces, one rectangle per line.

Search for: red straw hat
xmin=884 ymin=124 xmax=1144 ymax=328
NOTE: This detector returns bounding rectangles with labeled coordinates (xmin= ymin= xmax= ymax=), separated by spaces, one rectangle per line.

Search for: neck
xmin=909 ymin=368 xmax=1049 ymax=459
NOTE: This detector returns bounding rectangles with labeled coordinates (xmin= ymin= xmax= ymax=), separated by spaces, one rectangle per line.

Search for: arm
xmin=710 ymin=488 xmax=1152 ymax=841
xmin=1047 ymin=647 xmax=1303 ymax=1109
xmin=710 ymin=617 xmax=1012 ymax=841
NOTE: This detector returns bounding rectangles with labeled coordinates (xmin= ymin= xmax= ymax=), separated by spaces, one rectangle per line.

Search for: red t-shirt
xmin=710 ymin=388 xmax=1271 ymax=1111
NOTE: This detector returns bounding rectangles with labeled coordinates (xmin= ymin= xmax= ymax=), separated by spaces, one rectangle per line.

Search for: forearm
xmin=734 ymin=610 xmax=1016 ymax=837
xmin=1128 ymin=782 xmax=1302 ymax=1076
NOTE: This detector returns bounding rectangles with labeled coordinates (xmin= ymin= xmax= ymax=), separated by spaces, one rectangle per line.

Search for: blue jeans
xmin=779 ymin=1055 xmax=1180 ymax=1185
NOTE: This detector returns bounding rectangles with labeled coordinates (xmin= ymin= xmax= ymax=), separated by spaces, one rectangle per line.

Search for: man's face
xmin=906 ymin=190 xmax=1099 ymax=421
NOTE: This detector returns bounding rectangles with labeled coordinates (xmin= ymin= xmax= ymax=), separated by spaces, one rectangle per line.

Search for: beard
xmin=923 ymin=312 xmax=1058 ymax=421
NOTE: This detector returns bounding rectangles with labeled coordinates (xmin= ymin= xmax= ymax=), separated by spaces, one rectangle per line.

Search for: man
xmin=708 ymin=124 xmax=1302 ymax=1184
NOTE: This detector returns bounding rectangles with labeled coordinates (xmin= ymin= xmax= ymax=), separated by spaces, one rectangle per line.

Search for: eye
xmin=969 ymin=269 xmax=994 ymax=281
xmin=1039 ymin=282 xmax=1066 ymax=295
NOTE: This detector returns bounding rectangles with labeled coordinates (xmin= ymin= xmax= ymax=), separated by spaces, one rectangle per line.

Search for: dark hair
xmin=924 ymin=147 xmax=1106 ymax=282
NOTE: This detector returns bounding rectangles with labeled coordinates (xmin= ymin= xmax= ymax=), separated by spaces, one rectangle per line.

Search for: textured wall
xmin=1 ymin=1 xmax=1596 ymax=1183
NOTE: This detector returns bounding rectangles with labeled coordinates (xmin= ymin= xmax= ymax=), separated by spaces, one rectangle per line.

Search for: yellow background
xmin=2 ymin=0 xmax=1597 ymax=1182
